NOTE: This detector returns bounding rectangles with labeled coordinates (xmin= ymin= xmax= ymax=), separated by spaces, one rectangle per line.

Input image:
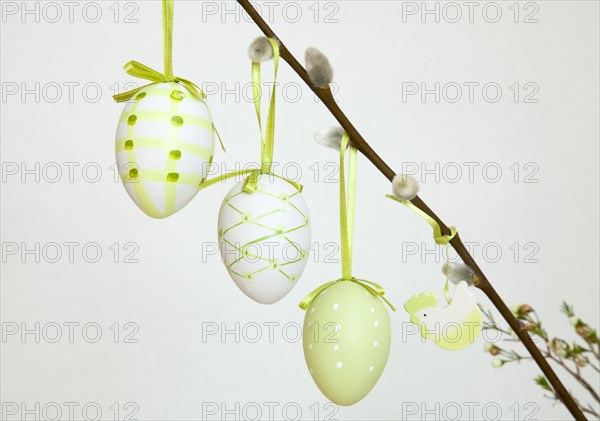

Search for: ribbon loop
xmin=353 ymin=278 xmax=396 ymax=311
xmin=113 ymin=0 xmax=224 ymax=154
xmin=113 ymin=61 xmax=208 ymax=103
xmin=339 ymin=133 xmax=357 ymax=280
xmin=199 ymin=168 xmax=303 ymax=194
xmin=197 ymin=38 xmax=299 ymax=193
xmin=299 ymin=279 xmax=338 ymax=310
xmin=251 ymin=38 xmax=280 ymax=179
xmin=386 ymin=194 xmax=457 ymax=245
xmin=299 ymin=133 xmax=395 ymax=312
xmin=386 ymin=194 xmax=458 ymax=304
xmin=113 ymin=0 xmax=207 ymax=103
xmin=241 ymin=170 xmax=303 ymax=194
xmin=124 ymin=60 xmax=165 ymax=83
xmin=174 ymin=76 xmax=207 ymax=101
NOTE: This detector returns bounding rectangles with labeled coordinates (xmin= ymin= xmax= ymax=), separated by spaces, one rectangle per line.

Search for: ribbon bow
xmin=299 ymin=133 xmax=395 ymax=311
xmin=112 ymin=60 xmax=207 ymax=103
xmin=199 ymin=168 xmax=303 ymax=194
xmin=300 ymin=277 xmax=396 ymax=311
xmin=113 ymin=0 xmax=205 ymax=103
xmin=112 ymin=0 xmax=224 ymax=151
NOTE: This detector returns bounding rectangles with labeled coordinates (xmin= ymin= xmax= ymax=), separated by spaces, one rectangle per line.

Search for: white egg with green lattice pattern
xmin=115 ymin=82 xmax=215 ymax=219
xmin=218 ymin=174 xmax=311 ymax=304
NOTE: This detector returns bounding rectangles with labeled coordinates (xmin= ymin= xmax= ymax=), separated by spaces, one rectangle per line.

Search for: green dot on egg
xmin=127 ymin=115 xmax=137 ymax=126
xmin=135 ymin=92 xmax=147 ymax=100
xmin=171 ymin=116 xmax=184 ymax=127
xmin=124 ymin=140 xmax=134 ymax=150
xmin=170 ymin=90 xmax=185 ymax=101
xmin=166 ymin=172 xmax=179 ymax=182
xmin=169 ymin=150 xmax=181 ymax=160
xmin=128 ymin=168 xmax=138 ymax=179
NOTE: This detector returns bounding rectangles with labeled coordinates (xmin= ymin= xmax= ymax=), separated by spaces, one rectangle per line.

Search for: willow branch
xmin=234 ymin=1 xmax=587 ymax=419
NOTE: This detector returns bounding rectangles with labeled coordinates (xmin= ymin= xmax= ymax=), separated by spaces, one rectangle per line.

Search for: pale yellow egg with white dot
xmin=303 ymin=281 xmax=391 ymax=405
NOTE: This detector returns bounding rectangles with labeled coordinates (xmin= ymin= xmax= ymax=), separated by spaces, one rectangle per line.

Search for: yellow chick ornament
xmin=405 ymin=281 xmax=483 ymax=351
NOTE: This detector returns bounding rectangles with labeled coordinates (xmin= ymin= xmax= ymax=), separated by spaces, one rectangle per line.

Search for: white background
xmin=1 ymin=1 xmax=599 ymax=420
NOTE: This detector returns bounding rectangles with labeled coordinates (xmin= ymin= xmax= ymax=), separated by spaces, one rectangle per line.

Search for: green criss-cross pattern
xmin=219 ymin=181 xmax=310 ymax=282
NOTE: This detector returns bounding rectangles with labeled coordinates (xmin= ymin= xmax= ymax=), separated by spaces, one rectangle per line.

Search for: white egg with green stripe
xmin=115 ymin=82 xmax=215 ymax=218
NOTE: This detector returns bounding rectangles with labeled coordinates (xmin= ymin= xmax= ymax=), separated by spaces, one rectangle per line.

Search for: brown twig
xmin=549 ymin=355 xmax=600 ymax=404
xmin=235 ymin=1 xmax=587 ymax=419
xmin=484 ymin=311 xmax=599 ymax=416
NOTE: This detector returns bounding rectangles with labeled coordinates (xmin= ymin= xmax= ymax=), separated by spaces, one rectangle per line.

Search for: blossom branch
xmin=484 ymin=304 xmax=599 ymax=417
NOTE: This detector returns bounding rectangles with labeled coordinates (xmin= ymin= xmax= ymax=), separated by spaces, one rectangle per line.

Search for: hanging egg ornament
xmin=218 ymin=174 xmax=311 ymax=304
xmin=115 ymin=82 xmax=215 ymax=218
xmin=303 ymin=281 xmax=391 ymax=405
xmin=405 ymin=280 xmax=483 ymax=351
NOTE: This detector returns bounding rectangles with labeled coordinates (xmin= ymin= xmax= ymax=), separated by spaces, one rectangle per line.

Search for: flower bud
xmin=519 ymin=304 xmax=533 ymax=315
xmin=392 ymin=174 xmax=419 ymax=201
xmin=314 ymin=126 xmax=345 ymax=150
xmin=442 ymin=262 xmax=475 ymax=285
xmin=305 ymin=47 xmax=334 ymax=88
xmin=248 ymin=37 xmax=275 ymax=62
xmin=492 ymin=359 xmax=505 ymax=368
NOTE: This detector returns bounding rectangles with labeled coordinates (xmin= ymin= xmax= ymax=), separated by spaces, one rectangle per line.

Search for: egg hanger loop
xmin=386 ymin=193 xmax=458 ymax=303
xmin=235 ymin=38 xmax=282 ymax=194
xmin=112 ymin=0 xmax=208 ymax=103
xmin=339 ymin=132 xmax=357 ymax=281
xmin=298 ymin=134 xmax=395 ymax=312
xmin=251 ymin=38 xmax=280 ymax=175
xmin=198 ymin=40 xmax=299 ymax=194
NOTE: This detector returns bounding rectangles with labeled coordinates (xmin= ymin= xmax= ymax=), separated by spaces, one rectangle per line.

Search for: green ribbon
xmin=246 ymin=37 xmax=280 ymax=191
xmin=162 ymin=0 xmax=174 ymax=82
xmin=199 ymin=168 xmax=303 ymax=194
xmin=299 ymin=133 xmax=395 ymax=311
xmin=386 ymin=194 xmax=458 ymax=304
xmin=112 ymin=0 xmax=205 ymax=103
xmin=299 ymin=277 xmax=396 ymax=311
xmin=112 ymin=60 xmax=207 ymax=103
xmin=112 ymin=0 xmax=224 ymax=151
xmin=199 ymin=38 xmax=299 ymax=194
xmin=386 ymin=194 xmax=457 ymax=245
